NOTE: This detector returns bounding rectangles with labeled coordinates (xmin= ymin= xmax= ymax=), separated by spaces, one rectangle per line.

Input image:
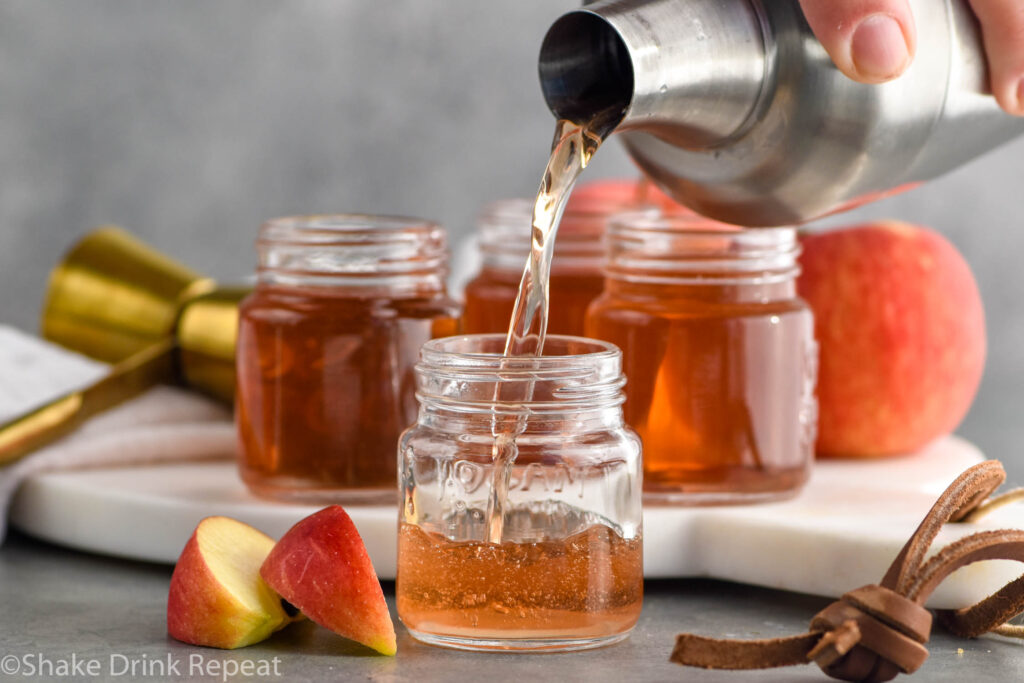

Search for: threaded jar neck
xmin=476 ymin=198 xmax=656 ymax=273
xmin=605 ymin=213 xmax=800 ymax=286
xmin=415 ymin=334 xmax=625 ymax=419
xmin=256 ymin=214 xmax=448 ymax=295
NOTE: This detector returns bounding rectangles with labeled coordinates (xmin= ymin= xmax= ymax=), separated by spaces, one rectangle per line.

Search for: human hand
xmin=798 ymin=0 xmax=1024 ymax=115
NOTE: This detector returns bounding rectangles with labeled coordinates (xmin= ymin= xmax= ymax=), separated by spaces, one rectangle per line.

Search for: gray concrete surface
xmin=1 ymin=530 xmax=1020 ymax=682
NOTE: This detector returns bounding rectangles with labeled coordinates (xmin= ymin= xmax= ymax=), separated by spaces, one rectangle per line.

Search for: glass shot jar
xmin=235 ymin=215 xmax=460 ymax=504
xmin=461 ymin=197 xmax=655 ymax=337
xmin=397 ymin=334 xmax=643 ymax=652
xmin=585 ymin=214 xmax=818 ymax=504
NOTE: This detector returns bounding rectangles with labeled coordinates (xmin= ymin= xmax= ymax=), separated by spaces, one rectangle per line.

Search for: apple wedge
xmin=261 ymin=505 xmax=397 ymax=655
xmin=167 ymin=516 xmax=291 ymax=649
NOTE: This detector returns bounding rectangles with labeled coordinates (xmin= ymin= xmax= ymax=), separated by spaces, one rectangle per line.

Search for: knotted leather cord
xmin=671 ymin=460 xmax=1024 ymax=682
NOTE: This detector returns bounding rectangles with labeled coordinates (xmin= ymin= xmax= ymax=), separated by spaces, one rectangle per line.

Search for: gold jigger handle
xmin=0 ymin=339 xmax=177 ymax=467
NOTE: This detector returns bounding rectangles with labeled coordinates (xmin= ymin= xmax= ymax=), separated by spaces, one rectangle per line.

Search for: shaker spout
xmin=538 ymin=0 xmax=767 ymax=148
xmin=538 ymin=11 xmax=634 ymax=138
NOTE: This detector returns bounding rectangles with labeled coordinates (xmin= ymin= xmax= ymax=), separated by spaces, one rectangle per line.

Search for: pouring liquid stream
xmin=484 ymin=118 xmax=608 ymax=544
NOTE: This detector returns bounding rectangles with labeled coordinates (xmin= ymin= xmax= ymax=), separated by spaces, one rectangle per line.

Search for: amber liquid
xmin=462 ymin=267 xmax=605 ymax=337
xmin=586 ymin=281 xmax=814 ymax=502
xmin=397 ymin=523 xmax=643 ymax=645
xmin=236 ymin=285 xmax=459 ymax=501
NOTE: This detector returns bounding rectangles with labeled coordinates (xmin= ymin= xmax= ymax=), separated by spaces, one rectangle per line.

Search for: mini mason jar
xmin=235 ymin=215 xmax=460 ymax=503
xmin=462 ymin=198 xmax=653 ymax=337
xmin=586 ymin=215 xmax=818 ymax=504
xmin=397 ymin=334 xmax=643 ymax=652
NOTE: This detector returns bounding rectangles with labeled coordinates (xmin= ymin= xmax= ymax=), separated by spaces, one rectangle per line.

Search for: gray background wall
xmin=1 ymin=1 xmax=1021 ymax=473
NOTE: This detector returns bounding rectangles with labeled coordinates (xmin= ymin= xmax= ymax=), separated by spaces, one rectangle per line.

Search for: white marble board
xmin=10 ymin=435 xmax=1024 ymax=610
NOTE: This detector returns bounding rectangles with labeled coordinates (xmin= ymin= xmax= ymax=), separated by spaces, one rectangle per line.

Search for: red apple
xmin=797 ymin=221 xmax=986 ymax=457
xmin=168 ymin=516 xmax=292 ymax=649
xmin=568 ymin=177 xmax=694 ymax=215
xmin=568 ymin=177 xmax=645 ymax=209
xmin=260 ymin=505 xmax=396 ymax=655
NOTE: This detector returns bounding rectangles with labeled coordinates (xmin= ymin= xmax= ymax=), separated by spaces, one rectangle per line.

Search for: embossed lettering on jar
xmin=396 ymin=334 xmax=643 ymax=652
xmin=586 ymin=215 xmax=818 ymax=504
xmin=236 ymin=215 xmax=460 ymax=503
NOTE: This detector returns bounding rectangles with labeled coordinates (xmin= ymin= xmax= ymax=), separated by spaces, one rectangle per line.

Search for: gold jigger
xmin=42 ymin=226 xmax=218 ymax=363
xmin=41 ymin=226 xmax=246 ymax=402
xmin=0 ymin=227 xmax=248 ymax=466
xmin=177 ymin=286 xmax=249 ymax=402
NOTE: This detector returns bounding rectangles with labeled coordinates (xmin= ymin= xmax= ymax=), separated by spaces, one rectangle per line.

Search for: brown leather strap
xmin=670 ymin=632 xmax=819 ymax=669
xmin=671 ymin=460 xmax=1024 ymax=682
xmin=938 ymin=572 xmax=1024 ymax=638
xmin=879 ymin=461 xmax=1004 ymax=593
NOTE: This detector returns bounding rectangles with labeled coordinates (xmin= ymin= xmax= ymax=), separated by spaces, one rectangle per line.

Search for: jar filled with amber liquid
xmin=461 ymin=196 xmax=655 ymax=336
xmin=236 ymin=215 xmax=460 ymax=503
xmin=397 ymin=334 xmax=643 ymax=651
xmin=586 ymin=215 xmax=817 ymax=504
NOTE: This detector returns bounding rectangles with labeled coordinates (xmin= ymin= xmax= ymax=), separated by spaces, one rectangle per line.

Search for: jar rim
xmin=607 ymin=211 xmax=795 ymax=241
xmin=420 ymin=334 xmax=620 ymax=368
xmin=415 ymin=334 xmax=625 ymax=413
xmin=605 ymin=211 xmax=800 ymax=284
xmin=259 ymin=213 xmax=443 ymax=246
xmin=255 ymin=213 xmax=449 ymax=291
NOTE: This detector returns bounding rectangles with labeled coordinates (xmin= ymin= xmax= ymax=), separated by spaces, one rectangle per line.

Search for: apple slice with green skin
xmin=168 ymin=516 xmax=293 ymax=649
xmin=260 ymin=505 xmax=397 ymax=656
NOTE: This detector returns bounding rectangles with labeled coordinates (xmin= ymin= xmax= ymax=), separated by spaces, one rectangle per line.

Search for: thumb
xmin=798 ymin=0 xmax=917 ymax=83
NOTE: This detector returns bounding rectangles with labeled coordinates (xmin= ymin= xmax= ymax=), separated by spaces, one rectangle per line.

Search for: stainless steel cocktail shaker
xmin=538 ymin=0 xmax=1024 ymax=226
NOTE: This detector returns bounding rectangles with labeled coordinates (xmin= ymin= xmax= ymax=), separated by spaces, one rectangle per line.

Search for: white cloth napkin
xmin=0 ymin=327 xmax=235 ymax=542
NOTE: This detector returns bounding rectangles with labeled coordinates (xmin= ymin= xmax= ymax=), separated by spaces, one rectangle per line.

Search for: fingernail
xmin=850 ymin=15 xmax=910 ymax=82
